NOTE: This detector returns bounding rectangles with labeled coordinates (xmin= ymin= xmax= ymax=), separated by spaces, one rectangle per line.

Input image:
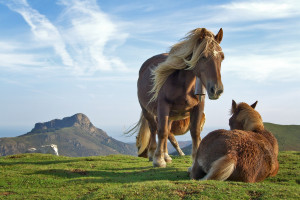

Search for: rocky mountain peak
xmin=29 ymin=113 xmax=98 ymax=134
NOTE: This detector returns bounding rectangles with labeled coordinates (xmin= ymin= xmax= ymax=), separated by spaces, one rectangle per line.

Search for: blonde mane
xmin=234 ymin=103 xmax=264 ymax=132
xmin=149 ymin=28 xmax=220 ymax=103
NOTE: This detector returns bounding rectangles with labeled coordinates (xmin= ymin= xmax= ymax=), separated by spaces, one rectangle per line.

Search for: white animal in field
xmin=26 ymin=144 xmax=59 ymax=156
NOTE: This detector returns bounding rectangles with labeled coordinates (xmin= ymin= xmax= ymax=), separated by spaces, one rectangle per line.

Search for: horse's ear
xmin=251 ymin=101 xmax=258 ymax=109
xmin=215 ymin=28 xmax=223 ymax=44
xmin=199 ymin=28 xmax=207 ymax=39
xmin=231 ymin=100 xmax=237 ymax=114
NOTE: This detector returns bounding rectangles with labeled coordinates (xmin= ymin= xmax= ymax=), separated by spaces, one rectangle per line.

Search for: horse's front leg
xmin=190 ymin=101 xmax=205 ymax=162
xmin=163 ymin=137 xmax=172 ymax=163
xmin=153 ymin=102 xmax=170 ymax=167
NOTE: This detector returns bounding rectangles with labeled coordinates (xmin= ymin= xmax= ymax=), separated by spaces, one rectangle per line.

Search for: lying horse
xmin=190 ymin=100 xmax=279 ymax=182
xmin=127 ymin=28 xmax=224 ymax=167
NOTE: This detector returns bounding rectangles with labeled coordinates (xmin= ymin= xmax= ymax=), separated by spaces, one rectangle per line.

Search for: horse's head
xmin=191 ymin=28 xmax=224 ymax=100
xmin=229 ymin=100 xmax=264 ymax=132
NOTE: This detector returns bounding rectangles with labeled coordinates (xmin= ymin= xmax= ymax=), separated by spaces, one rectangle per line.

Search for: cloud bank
xmin=0 ymin=0 xmax=299 ymax=82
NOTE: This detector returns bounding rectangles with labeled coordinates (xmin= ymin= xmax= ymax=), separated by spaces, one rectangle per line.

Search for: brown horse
xmin=190 ymin=100 xmax=279 ymax=182
xmin=127 ymin=28 xmax=224 ymax=167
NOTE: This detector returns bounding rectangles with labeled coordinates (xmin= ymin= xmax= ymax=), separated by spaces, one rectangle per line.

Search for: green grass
xmin=0 ymin=152 xmax=299 ymax=200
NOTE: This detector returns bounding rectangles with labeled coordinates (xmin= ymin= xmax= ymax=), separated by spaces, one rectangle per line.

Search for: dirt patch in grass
xmin=7 ymin=154 xmax=27 ymax=159
xmin=71 ymin=169 xmax=88 ymax=175
xmin=0 ymin=192 xmax=15 ymax=196
xmin=175 ymin=189 xmax=200 ymax=199
xmin=248 ymin=190 xmax=263 ymax=200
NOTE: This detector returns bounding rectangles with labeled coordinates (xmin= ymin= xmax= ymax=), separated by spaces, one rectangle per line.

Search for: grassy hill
xmin=264 ymin=122 xmax=300 ymax=151
xmin=0 ymin=152 xmax=299 ymax=199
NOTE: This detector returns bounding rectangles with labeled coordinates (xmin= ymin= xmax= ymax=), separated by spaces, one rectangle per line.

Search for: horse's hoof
xmin=153 ymin=162 xmax=167 ymax=168
xmin=164 ymin=154 xmax=172 ymax=163
xmin=187 ymin=166 xmax=192 ymax=173
xmin=179 ymin=152 xmax=185 ymax=156
xmin=148 ymin=157 xmax=153 ymax=161
xmin=153 ymin=158 xmax=167 ymax=168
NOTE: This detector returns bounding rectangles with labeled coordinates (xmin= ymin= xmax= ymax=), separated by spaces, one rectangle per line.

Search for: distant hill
xmin=0 ymin=113 xmax=137 ymax=157
xmin=264 ymin=122 xmax=300 ymax=151
xmin=167 ymin=141 xmax=192 ymax=154
xmin=171 ymin=122 xmax=300 ymax=155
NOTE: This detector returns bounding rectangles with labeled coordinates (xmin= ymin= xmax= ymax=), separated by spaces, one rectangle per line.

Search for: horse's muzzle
xmin=207 ymin=83 xmax=223 ymax=100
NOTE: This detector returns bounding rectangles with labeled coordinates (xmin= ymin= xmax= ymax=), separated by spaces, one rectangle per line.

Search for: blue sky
xmin=0 ymin=0 xmax=299 ymax=142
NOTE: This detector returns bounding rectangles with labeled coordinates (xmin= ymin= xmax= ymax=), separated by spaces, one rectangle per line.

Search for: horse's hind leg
xmin=148 ymin=128 xmax=157 ymax=161
xmin=168 ymin=133 xmax=185 ymax=156
xmin=189 ymin=159 xmax=206 ymax=180
xmin=141 ymin=108 xmax=157 ymax=161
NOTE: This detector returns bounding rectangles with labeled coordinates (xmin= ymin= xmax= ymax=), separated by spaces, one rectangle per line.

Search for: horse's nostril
xmin=210 ymin=87 xmax=215 ymax=94
xmin=217 ymin=89 xmax=223 ymax=95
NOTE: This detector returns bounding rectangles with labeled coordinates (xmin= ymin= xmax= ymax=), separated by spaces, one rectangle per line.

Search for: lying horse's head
xmin=188 ymin=28 xmax=224 ymax=100
xmin=229 ymin=100 xmax=264 ymax=132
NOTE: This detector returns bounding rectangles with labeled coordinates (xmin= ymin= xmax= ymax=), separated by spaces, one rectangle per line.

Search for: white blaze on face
xmin=213 ymin=50 xmax=219 ymax=57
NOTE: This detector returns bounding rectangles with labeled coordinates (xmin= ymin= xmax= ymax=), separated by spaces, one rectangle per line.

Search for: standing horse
xmin=190 ymin=100 xmax=279 ymax=182
xmin=128 ymin=28 xmax=224 ymax=167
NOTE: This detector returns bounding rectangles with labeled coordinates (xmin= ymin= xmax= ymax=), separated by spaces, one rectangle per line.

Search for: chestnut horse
xmin=127 ymin=28 xmax=224 ymax=167
xmin=190 ymin=100 xmax=279 ymax=182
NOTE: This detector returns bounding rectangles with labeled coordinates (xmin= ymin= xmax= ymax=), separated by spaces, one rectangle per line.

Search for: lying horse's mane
xmin=233 ymin=102 xmax=264 ymax=132
xmin=149 ymin=28 xmax=220 ymax=102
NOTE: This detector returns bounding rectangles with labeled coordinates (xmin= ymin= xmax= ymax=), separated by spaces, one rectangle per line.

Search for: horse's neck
xmin=177 ymin=69 xmax=196 ymax=92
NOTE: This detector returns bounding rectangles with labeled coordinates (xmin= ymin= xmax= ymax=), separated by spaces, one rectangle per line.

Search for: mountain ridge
xmin=0 ymin=113 xmax=136 ymax=157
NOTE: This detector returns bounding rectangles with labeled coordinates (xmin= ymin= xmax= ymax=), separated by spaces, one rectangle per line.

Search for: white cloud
xmin=0 ymin=53 xmax=44 ymax=70
xmin=218 ymin=0 xmax=300 ymax=22
xmin=58 ymin=0 xmax=129 ymax=75
xmin=189 ymin=0 xmax=300 ymax=26
xmin=0 ymin=0 xmax=128 ymax=76
xmin=223 ymin=51 xmax=300 ymax=82
xmin=1 ymin=0 xmax=73 ymax=67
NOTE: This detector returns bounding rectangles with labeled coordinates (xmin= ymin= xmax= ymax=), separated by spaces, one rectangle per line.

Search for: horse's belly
xmin=170 ymin=117 xmax=190 ymax=135
xmin=169 ymin=111 xmax=190 ymax=121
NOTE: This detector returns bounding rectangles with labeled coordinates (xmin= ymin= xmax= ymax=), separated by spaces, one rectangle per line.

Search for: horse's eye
xmin=220 ymin=53 xmax=225 ymax=60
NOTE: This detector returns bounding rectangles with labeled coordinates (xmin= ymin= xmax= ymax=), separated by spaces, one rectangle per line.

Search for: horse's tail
xmin=124 ymin=112 xmax=150 ymax=158
xmin=201 ymin=153 xmax=237 ymax=181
